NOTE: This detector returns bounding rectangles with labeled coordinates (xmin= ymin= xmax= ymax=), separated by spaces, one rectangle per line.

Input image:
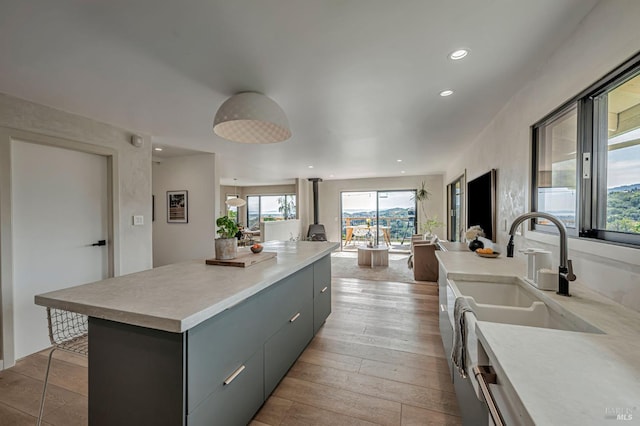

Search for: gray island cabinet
xmin=35 ymin=241 xmax=337 ymax=426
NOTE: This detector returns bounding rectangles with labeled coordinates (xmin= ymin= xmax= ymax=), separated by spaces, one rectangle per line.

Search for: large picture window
xmin=532 ymin=53 xmax=640 ymax=246
xmin=246 ymin=194 xmax=296 ymax=230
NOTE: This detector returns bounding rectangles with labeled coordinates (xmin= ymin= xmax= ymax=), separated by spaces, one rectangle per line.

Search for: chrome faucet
xmin=506 ymin=212 xmax=576 ymax=296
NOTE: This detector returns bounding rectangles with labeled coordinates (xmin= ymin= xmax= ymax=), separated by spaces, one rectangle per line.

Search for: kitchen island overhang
xmin=35 ymin=240 xmax=338 ymax=426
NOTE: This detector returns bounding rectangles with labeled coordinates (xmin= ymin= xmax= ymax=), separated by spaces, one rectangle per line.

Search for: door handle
xmin=92 ymin=240 xmax=106 ymax=247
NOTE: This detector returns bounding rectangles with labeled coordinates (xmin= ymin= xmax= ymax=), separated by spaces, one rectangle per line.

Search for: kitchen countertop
xmin=35 ymin=241 xmax=338 ymax=333
xmin=437 ymin=241 xmax=470 ymax=252
xmin=436 ymin=250 xmax=640 ymax=425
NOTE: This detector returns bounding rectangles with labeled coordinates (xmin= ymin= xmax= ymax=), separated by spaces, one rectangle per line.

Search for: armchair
xmin=411 ymin=237 xmax=439 ymax=281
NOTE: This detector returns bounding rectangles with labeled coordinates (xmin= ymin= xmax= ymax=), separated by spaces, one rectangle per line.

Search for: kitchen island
xmin=35 ymin=240 xmax=338 ymax=426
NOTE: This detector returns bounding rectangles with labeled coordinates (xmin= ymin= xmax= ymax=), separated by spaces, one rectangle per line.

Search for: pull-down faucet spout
xmin=506 ymin=212 xmax=576 ymax=296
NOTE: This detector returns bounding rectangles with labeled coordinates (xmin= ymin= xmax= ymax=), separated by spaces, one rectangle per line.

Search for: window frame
xmin=531 ymin=51 xmax=640 ymax=248
xmin=246 ymin=193 xmax=297 ymax=227
xmin=531 ymin=101 xmax=581 ymax=236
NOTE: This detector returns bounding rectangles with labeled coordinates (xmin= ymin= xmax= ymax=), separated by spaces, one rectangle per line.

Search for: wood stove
xmin=306 ymin=178 xmax=327 ymax=241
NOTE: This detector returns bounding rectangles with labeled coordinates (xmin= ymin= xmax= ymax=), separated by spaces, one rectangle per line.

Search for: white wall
xmin=318 ymin=175 xmax=444 ymax=244
xmin=444 ymin=0 xmax=640 ymax=312
xmin=153 ymin=154 xmax=217 ymax=266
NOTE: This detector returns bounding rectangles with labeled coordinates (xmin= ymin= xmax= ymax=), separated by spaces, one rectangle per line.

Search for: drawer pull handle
xmin=321 ymin=286 xmax=328 ymax=293
xmin=290 ymin=312 xmax=301 ymax=322
xmin=223 ymin=365 xmax=246 ymax=386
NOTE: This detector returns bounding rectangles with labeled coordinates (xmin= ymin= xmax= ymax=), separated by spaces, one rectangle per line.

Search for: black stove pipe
xmin=308 ymin=178 xmax=322 ymax=224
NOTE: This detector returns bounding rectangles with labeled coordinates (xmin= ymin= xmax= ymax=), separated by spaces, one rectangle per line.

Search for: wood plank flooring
xmin=0 ymin=277 xmax=460 ymax=425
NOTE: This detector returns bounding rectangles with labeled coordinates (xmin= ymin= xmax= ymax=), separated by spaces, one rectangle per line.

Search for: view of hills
xmin=343 ymin=207 xmax=416 ymax=241
xmin=607 ymin=184 xmax=640 ymax=233
xmin=609 ymin=183 xmax=640 ymax=192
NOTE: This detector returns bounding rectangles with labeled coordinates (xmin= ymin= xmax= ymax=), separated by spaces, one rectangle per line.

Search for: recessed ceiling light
xmin=397 ymin=159 xmax=402 ymax=162
xmin=440 ymin=90 xmax=454 ymax=97
xmin=449 ymin=49 xmax=468 ymax=60
xmin=329 ymin=174 xmax=334 ymax=178
xmin=401 ymin=170 xmax=406 ymax=174
xmin=308 ymin=165 xmax=314 ymax=169
xmin=154 ymin=147 xmax=163 ymax=151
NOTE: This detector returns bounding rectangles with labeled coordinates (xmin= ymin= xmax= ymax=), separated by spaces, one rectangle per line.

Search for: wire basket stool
xmin=37 ymin=307 xmax=88 ymax=426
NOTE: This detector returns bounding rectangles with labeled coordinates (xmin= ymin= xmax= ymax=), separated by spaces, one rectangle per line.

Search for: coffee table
xmin=357 ymin=245 xmax=389 ymax=268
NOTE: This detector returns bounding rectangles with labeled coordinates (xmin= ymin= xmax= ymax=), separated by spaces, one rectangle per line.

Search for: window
xmin=246 ymin=194 xmax=296 ymax=230
xmin=594 ymin=74 xmax=640 ymax=238
xmin=532 ymin=53 xmax=640 ymax=246
xmin=532 ymin=104 xmax=578 ymax=233
xmin=340 ymin=190 xmax=416 ymax=249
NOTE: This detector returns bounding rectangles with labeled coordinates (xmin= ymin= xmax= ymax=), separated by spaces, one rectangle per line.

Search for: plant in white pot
xmin=215 ymin=216 xmax=239 ymax=260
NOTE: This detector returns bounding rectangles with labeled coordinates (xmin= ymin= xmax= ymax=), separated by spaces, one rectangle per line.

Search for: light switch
xmin=133 ymin=215 xmax=144 ymax=226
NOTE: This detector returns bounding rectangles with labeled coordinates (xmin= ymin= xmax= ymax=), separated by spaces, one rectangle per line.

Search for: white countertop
xmin=436 ymin=250 xmax=640 ymax=425
xmin=478 ymin=322 xmax=640 ymax=425
xmin=35 ymin=241 xmax=338 ymax=333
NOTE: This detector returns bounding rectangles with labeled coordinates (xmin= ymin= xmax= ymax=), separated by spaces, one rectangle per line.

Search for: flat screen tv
xmin=467 ymin=169 xmax=497 ymax=242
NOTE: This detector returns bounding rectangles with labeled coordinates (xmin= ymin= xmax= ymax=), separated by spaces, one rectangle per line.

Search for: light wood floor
xmin=0 ymin=277 xmax=460 ymax=425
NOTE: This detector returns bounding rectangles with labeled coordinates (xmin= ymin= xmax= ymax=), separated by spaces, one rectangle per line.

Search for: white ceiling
xmin=0 ymin=0 xmax=599 ymax=186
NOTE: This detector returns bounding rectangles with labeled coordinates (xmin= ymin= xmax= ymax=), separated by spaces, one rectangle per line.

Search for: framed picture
xmin=167 ymin=190 xmax=188 ymax=223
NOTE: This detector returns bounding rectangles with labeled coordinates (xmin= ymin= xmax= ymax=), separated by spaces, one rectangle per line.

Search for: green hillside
xmin=607 ymin=188 xmax=640 ymax=233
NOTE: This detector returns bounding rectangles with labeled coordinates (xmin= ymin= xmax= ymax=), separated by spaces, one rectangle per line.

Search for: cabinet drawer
xmin=261 ymin=266 xmax=313 ymax=339
xmin=187 ymin=347 xmax=264 ymax=426
xmin=264 ymin=298 xmax=313 ymax=396
xmin=187 ymin=295 xmax=264 ymax=411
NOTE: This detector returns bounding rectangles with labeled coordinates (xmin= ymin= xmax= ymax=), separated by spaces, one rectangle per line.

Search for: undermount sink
xmin=449 ymin=277 xmax=603 ymax=334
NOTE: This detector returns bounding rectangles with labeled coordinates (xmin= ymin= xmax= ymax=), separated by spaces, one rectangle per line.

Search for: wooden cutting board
xmin=205 ymin=251 xmax=277 ymax=267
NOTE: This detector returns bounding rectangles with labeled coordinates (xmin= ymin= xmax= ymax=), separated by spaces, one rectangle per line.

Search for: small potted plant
xmin=215 ymin=216 xmax=239 ymax=260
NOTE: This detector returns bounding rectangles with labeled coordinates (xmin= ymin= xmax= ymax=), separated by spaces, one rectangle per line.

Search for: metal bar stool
xmin=37 ymin=307 xmax=88 ymax=426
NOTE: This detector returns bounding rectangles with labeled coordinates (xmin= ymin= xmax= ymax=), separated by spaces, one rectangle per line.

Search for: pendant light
xmin=213 ymin=92 xmax=291 ymax=143
xmin=225 ymin=179 xmax=246 ymax=207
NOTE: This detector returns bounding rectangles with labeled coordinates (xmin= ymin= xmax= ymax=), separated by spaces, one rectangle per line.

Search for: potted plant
xmin=215 ymin=215 xmax=239 ymax=260
xmin=421 ymin=216 xmax=444 ymax=238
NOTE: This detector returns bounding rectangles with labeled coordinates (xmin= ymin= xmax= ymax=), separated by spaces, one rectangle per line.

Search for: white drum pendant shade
xmin=225 ymin=197 xmax=246 ymax=207
xmin=213 ymin=92 xmax=291 ymax=143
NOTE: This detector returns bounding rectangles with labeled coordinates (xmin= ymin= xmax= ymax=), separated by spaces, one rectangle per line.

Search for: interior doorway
xmin=447 ymin=174 xmax=465 ymax=242
xmin=10 ymin=140 xmax=111 ymax=361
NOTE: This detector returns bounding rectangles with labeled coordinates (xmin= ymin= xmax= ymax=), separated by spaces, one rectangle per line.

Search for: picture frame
xmin=167 ymin=190 xmax=188 ymax=223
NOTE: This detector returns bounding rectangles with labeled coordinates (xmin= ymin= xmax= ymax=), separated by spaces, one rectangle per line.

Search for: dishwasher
xmin=473 ymin=341 xmax=534 ymax=425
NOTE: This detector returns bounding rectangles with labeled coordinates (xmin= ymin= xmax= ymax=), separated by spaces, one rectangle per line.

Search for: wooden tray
xmin=205 ymin=251 xmax=277 ymax=267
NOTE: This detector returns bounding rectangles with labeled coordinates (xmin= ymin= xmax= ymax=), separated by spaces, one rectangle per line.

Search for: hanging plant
xmin=414 ymin=181 xmax=431 ymax=203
